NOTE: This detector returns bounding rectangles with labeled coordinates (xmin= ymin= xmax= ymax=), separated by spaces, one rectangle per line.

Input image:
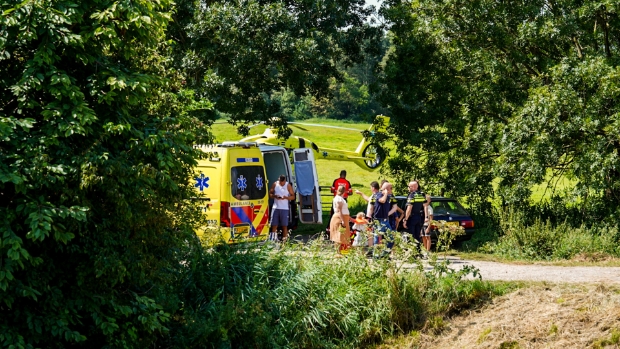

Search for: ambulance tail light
xmin=220 ymin=201 xmax=231 ymax=227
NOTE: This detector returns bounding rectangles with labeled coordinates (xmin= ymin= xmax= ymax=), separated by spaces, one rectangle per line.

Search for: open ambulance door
xmin=293 ymin=148 xmax=322 ymax=224
xmin=259 ymin=145 xmax=298 ymax=230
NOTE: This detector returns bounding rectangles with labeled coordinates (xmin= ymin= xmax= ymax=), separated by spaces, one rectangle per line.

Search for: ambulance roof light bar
xmin=220 ymin=141 xmax=258 ymax=149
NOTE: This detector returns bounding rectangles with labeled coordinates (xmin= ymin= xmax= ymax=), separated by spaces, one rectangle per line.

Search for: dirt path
xmin=296 ymin=234 xmax=620 ymax=284
xmin=388 ymin=259 xmax=620 ymax=348
xmin=430 ymin=256 xmax=620 ymax=284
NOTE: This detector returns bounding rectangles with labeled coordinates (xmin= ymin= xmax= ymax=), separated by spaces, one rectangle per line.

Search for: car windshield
xmin=431 ymin=200 xmax=469 ymax=215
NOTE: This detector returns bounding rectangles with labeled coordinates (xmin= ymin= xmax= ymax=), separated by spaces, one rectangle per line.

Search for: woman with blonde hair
xmin=329 ymin=185 xmax=350 ymax=254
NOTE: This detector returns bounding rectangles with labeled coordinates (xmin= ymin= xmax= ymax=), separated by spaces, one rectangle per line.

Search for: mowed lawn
xmin=210 ymin=118 xmax=392 ymax=190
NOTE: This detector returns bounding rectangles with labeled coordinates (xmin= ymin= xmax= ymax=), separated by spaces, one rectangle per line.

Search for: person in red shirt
xmin=331 ymin=170 xmax=353 ymax=199
xmin=327 ymin=170 xmax=353 ymax=233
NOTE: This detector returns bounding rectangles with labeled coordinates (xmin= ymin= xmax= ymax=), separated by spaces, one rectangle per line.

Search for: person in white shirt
xmin=351 ymin=212 xmax=369 ymax=247
xmin=422 ymin=194 xmax=433 ymax=253
xmin=268 ymin=175 xmax=295 ymax=242
xmin=329 ymin=185 xmax=350 ymax=254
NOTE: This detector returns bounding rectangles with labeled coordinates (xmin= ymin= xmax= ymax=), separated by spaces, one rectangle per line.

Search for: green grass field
xmin=211 ymin=118 xmax=392 ymax=190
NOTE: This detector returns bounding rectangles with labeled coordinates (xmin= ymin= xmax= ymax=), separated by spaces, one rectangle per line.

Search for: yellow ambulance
xmin=193 ymin=142 xmax=321 ymax=243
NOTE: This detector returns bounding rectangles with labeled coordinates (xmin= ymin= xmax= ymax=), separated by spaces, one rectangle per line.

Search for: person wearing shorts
xmin=268 ymin=175 xmax=294 ymax=242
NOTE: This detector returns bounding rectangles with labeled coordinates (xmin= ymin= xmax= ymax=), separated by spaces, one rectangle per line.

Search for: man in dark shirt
xmin=403 ymin=181 xmax=425 ymax=254
xmin=355 ymin=181 xmax=380 ymax=219
xmin=373 ymin=182 xmax=397 ymax=258
xmin=383 ymin=183 xmax=400 ymax=231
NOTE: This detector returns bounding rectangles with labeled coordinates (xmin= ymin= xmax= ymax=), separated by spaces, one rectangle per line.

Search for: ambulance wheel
xmin=362 ymin=144 xmax=385 ymax=169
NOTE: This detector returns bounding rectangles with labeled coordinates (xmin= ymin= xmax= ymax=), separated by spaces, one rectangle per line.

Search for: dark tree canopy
xmin=169 ymin=0 xmax=381 ymax=134
xmin=0 ymin=0 xmax=207 ymax=346
xmin=380 ymin=0 xmax=620 ymax=207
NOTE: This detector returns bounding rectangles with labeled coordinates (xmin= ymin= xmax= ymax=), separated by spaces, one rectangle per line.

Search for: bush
xmin=462 ymin=194 xmax=620 ymax=261
xmin=0 ymin=1 xmax=211 ymax=347
xmin=164 ymin=240 xmax=505 ymax=348
xmin=482 ymin=210 xmax=620 ymax=260
xmin=461 ymin=203 xmax=502 ymax=251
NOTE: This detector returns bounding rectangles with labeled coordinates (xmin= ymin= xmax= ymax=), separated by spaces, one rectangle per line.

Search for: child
xmin=351 ymin=212 xmax=370 ymax=247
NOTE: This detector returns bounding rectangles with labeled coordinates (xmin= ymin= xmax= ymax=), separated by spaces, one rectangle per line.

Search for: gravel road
xmin=294 ymin=235 xmax=620 ymax=283
xmin=422 ymin=257 xmax=620 ymax=284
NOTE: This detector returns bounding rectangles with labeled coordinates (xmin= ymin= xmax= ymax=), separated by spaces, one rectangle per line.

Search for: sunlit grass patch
xmin=210 ymin=118 xmax=394 ymax=188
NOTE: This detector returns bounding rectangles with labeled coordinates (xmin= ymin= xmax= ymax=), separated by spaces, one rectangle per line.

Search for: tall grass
xmin=477 ymin=210 xmax=620 ymax=261
xmin=164 ymin=240 xmax=508 ymax=348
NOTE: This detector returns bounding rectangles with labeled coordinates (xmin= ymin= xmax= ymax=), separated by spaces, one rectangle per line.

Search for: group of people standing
xmin=328 ymin=170 xmax=434 ymax=258
xmin=266 ymin=169 xmax=435 ymax=257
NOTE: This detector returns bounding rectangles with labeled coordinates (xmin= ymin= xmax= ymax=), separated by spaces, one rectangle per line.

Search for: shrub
xmin=0 ymin=1 xmax=210 ymax=347
xmin=482 ymin=210 xmax=620 ymax=260
xmin=165 ymin=239 xmax=505 ymax=348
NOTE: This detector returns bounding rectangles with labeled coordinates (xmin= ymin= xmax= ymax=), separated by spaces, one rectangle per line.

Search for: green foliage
xmin=499 ymin=341 xmax=521 ymax=349
xmin=165 ymin=241 xmax=503 ymax=348
xmin=0 ymin=0 xmax=210 ymax=347
xmin=326 ymin=73 xmax=379 ymax=121
xmin=592 ymin=328 xmax=620 ymax=348
xmin=461 ymin=204 xmax=503 ymax=252
xmin=480 ymin=210 xmax=620 ymax=261
xmin=549 ymin=323 xmax=558 ymax=335
xmin=432 ymin=220 xmax=466 ymax=256
xmin=477 ymin=327 xmax=492 ymax=344
xmin=170 ymin=0 xmax=381 ymax=132
xmin=379 ymin=0 xmax=620 ymax=207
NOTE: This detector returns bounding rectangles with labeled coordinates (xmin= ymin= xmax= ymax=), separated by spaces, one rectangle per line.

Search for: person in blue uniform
xmin=403 ymin=181 xmax=425 ymax=254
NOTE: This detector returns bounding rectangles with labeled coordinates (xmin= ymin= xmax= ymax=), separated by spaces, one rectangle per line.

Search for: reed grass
xmin=166 ymin=237 xmax=507 ymax=348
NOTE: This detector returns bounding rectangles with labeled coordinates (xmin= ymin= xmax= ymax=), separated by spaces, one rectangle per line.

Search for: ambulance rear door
xmin=260 ymin=145 xmax=298 ymax=229
xmin=228 ymin=153 xmax=269 ymax=240
xmin=293 ymin=148 xmax=322 ymax=224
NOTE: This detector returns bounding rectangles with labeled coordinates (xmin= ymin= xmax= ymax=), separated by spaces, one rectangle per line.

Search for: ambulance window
xmin=231 ymin=166 xmax=267 ymax=200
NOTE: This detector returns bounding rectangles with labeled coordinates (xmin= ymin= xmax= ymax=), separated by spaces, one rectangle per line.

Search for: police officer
xmin=403 ymin=181 xmax=425 ymax=253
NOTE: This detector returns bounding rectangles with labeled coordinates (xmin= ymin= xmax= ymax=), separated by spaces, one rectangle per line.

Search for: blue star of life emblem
xmin=195 ymin=173 xmax=209 ymax=191
xmin=322 ymin=151 xmax=328 ymax=157
xmin=256 ymin=174 xmax=264 ymax=190
xmin=237 ymin=175 xmax=247 ymax=191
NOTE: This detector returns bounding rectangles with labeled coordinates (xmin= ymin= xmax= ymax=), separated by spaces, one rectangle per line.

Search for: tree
xmin=380 ymin=0 xmax=620 ymax=207
xmin=169 ymin=0 xmax=381 ymax=134
xmin=327 ymin=73 xmax=373 ymax=120
xmin=0 ymin=1 xmax=208 ymax=347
